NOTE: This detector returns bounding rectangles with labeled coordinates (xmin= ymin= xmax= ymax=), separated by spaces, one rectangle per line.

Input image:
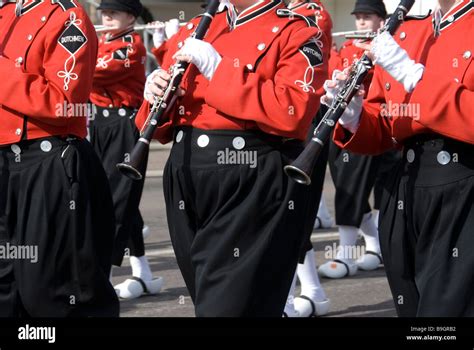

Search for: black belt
xmin=92 ymin=106 xmax=137 ymax=125
xmin=402 ymin=134 xmax=474 ymax=186
xmin=169 ymin=126 xmax=288 ymax=168
xmin=0 ymin=136 xmax=78 ymax=170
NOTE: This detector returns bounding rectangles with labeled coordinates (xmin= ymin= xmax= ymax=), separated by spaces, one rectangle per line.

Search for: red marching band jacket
xmin=90 ymin=30 xmax=146 ymax=108
xmin=138 ymin=0 xmax=329 ymax=144
xmin=333 ymin=0 xmax=474 ymax=154
xmin=0 ymin=0 xmax=98 ymax=146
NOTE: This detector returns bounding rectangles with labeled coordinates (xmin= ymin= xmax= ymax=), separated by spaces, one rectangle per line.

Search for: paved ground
xmin=112 ymin=146 xmax=396 ymax=317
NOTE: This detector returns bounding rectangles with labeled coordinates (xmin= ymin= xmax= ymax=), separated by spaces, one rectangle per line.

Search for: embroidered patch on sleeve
xmin=113 ymin=47 xmax=129 ymax=60
xmin=57 ymin=12 xmax=87 ymax=90
xmin=299 ymin=40 xmax=323 ymax=67
xmin=57 ymin=16 xmax=87 ymax=55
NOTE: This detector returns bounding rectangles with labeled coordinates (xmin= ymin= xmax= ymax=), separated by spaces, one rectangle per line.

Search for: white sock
xmin=335 ymin=225 xmax=359 ymax=262
xmin=297 ymin=249 xmax=326 ymax=301
xmin=284 ymin=272 xmax=298 ymax=316
xmin=360 ymin=212 xmax=381 ymax=254
xmin=318 ymin=196 xmax=330 ymax=220
xmin=373 ymin=209 xmax=380 ymax=229
xmin=130 ymin=255 xmax=153 ymax=282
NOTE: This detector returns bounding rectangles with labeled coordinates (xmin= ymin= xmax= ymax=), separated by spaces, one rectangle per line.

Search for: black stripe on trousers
xmin=0 ymin=137 xmax=119 ymax=317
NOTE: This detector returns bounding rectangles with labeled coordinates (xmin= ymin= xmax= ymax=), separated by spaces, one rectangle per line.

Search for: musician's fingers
xmin=320 ymin=94 xmax=333 ymax=107
xmin=354 ymin=41 xmax=372 ymax=51
xmin=335 ymin=72 xmax=348 ymax=81
xmin=326 ymin=80 xmax=337 ymax=88
xmin=150 ymin=69 xmax=171 ymax=89
xmin=148 ymin=21 xmax=164 ymax=28
xmin=151 ymin=76 xmax=170 ymax=91
xmin=172 ymin=52 xmax=193 ymax=63
xmin=156 ymin=69 xmax=171 ymax=81
xmin=354 ymin=41 xmax=375 ymax=61
xmin=177 ymin=88 xmax=186 ymax=96
xmin=148 ymin=83 xmax=166 ymax=97
xmin=331 ymin=69 xmax=342 ymax=80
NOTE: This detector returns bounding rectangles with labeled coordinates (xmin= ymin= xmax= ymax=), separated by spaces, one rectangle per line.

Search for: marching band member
xmin=283 ymin=0 xmax=332 ymax=317
xmin=89 ymin=0 xmax=164 ymax=299
xmin=319 ymin=0 xmax=387 ymax=280
xmin=142 ymin=0 xmax=328 ymax=316
xmin=0 ymin=0 xmax=118 ymax=316
xmin=329 ymin=0 xmax=474 ymax=316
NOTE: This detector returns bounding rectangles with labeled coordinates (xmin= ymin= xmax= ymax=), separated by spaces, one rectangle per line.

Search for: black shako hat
xmin=351 ymin=0 xmax=387 ymax=18
xmin=98 ymin=0 xmax=143 ymax=18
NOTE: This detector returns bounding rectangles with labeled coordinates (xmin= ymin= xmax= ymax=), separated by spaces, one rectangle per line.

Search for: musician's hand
xmin=353 ymin=40 xmax=374 ymax=60
xmin=150 ymin=22 xmax=166 ymax=48
xmin=355 ymin=31 xmax=424 ymax=93
xmin=173 ymin=38 xmax=222 ymax=80
xmin=321 ymin=69 xmax=364 ymax=134
xmin=165 ymin=19 xmax=180 ymax=39
xmin=144 ymin=69 xmax=185 ymax=104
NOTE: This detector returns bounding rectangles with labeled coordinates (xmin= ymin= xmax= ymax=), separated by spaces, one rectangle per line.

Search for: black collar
xmin=432 ymin=0 xmax=473 ymax=34
xmin=234 ymin=0 xmax=282 ymax=28
xmin=288 ymin=1 xmax=321 ymax=12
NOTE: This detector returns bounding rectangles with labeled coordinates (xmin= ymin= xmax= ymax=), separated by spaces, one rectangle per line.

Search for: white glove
xmin=321 ymin=69 xmax=363 ymax=134
xmin=144 ymin=69 xmax=161 ymax=103
xmin=165 ymin=19 xmax=180 ymax=39
xmin=152 ymin=25 xmax=165 ymax=49
xmin=371 ymin=31 xmax=424 ymax=93
xmin=173 ymin=38 xmax=222 ymax=81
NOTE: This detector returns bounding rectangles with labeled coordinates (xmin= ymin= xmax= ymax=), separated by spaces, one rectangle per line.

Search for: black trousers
xmin=89 ymin=106 xmax=146 ymax=266
xmin=373 ymin=149 xmax=401 ymax=210
xmin=329 ymin=141 xmax=379 ymax=227
xmin=0 ymin=137 xmax=119 ymax=317
xmin=299 ymin=107 xmax=330 ymax=261
xmin=163 ymin=127 xmax=308 ymax=317
xmin=379 ymin=135 xmax=474 ymax=317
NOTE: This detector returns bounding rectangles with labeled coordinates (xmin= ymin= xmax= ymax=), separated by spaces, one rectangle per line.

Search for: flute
xmin=94 ymin=22 xmax=186 ymax=33
xmin=331 ymin=29 xmax=373 ymax=37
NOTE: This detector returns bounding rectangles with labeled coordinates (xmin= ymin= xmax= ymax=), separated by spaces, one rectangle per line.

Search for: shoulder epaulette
xmin=404 ymin=11 xmax=432 ymax=21
xmin=276 ymin=8 xmax=317 ymax=28
xmin=51 ymin=0 xmax=77 ymax=11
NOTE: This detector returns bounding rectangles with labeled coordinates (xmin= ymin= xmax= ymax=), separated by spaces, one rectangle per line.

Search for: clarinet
xmin=116 ymin=0 xmax=221 ymax=180
xmin=284 ymin=0 xmax=415 ymax=185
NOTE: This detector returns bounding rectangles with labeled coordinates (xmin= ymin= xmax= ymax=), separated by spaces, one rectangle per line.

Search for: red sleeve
xmin=151 ymin=41 xmax=169 ymax=67
xmin=328 ymin=48 xmax=341 ymax=77
xmin=409 ymin=67 xmax=474 ymax=144
xmin=205 ymin=26 xmax=327 ymax=140
xmin=151 ymin=27 xmax=184 ymax=68
xmin=94 ymin=39 xmax=146 ymax=86
xmin=0 ymin=8 xmax=97 ymax=119
xmin=333 ymin=65 xmax=395 ymax=155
